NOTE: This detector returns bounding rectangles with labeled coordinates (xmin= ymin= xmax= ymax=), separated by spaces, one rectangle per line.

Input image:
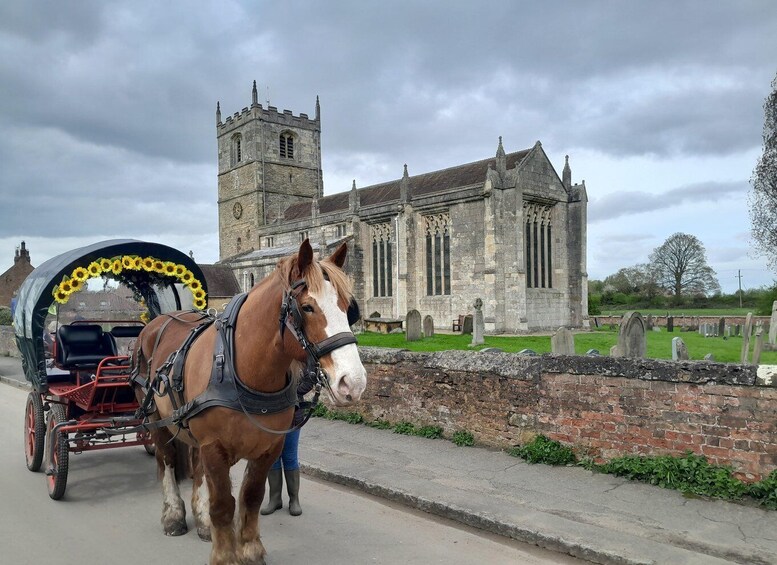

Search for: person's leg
xmin=259 ymin=455 xmax=284 ymax=515
xmin=280 ymin=429 xmax=302 ymax=516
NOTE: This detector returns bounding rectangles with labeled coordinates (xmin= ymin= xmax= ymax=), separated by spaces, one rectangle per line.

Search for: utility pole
xmin=736 ymin=270 xmax=743 ymax=308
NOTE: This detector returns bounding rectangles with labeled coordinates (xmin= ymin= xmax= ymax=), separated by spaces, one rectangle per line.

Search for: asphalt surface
xmin=3 ymin=355 xmax=777 ymax=564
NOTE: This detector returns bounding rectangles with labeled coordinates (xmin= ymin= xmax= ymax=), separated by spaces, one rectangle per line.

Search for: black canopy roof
xmin=13 ymin=239 xmax=208 ymax=389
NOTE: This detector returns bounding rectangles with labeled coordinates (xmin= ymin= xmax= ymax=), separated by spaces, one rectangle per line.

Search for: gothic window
xmin=299 ymin=230 xmax=309 ymax=243
xmin=249 ymin=273 xmax=255 ymax=287
xmin=335 ymin=223 xmax=346 ymax=238
xmin=231 ymin=134 xmax=242 ymax=166
xmin=424 ymin=213 xmax=451 ymax=296
xmin=280 ymin=133 xmax=294 ymax=159
xmin=371 ymin=223 xmax=393 ymax=297
xmin=524 ymin=203 xmax=553 ymax=289
xmin=265 ymin=236 xmax=274 ymax=247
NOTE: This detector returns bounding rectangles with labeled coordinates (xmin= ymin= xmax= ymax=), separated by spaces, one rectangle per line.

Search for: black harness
xmin=133 ymin=277 xmax=359 ymax=436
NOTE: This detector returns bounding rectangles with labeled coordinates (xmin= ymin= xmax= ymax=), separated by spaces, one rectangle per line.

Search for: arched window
xmin=524 ymin=203 xmax=553 ymax=289
xmin=279 ymin=132 xmax=294 ymax=159
xmin=424 ymin=213 xmax=451 ymax=295
xmin=371 ymin=223 xmax=393 ymax=297
xmin=231 ymin=134 xmax=242 ymax=166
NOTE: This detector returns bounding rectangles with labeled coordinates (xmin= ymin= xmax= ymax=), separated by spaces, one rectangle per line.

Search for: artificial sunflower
xmin=122 ymin=256 xmax=135 ymax=269
xmin=152 ymin=260 xmax=165 ymax=273
xmin=54 ymin=289 xmax=69 ymax=304
xmin=193 ymin=288 xmax=206 ymax=300
xmin=188 ymin=279 xmax=202 ymax=291
xmin=141 ymin=257 xmax=155 ymax=270
xmin=111 ymin=260 xmax=123 ymax=275
xmin=193 ymin=298 xmax=207 ymax=310
xmin=174 ymin=264 xmax=186 ymax=277
xmin=69 ymin=279 xmax=83 ymax=293
xmin=71 ymin=266 xmax=89 ymax=282
xmin=140 ymin=312 xmax=150 ymax=324
xmin=180 ymin=270 xmax=194 ymax=284
xmin=163 ymin=261 xmax=177 ymax=276
xmin=100 ymin=258 xmax=112 ymax=271
xmin=87 ymin=262 xmax=102 ymax=277
xmin=60 ymin=280 xmax=73 ymax=294
xmin=132 ymin=257 xmax=142 ymax=269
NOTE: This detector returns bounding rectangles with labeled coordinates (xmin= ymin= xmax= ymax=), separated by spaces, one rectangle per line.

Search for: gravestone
xmin=667 ymin=316 xmax=674 ymax=332
xmin=770 ymin=301 xmax=777 ymax=345
xmin=462 ymin=315 xmax=473 ymax=335
xmin=423 ymin=315 xmax=434 ymax=338
xmin=470 ymin=298 xmax=485 ymax=346
xmin=593 ymin=317 xmax=600 ymax=328
xmin=518 ymin=348 xmax=537 ymax=356
xmin=551 ymin=327 xmax=575 ymax=355
xmin=652 ymin=327 xmax=661 ymax=332
xmin=609 ymin=344 xmax=621 ymax=357
xmin=734 ymin=324 xmax=741 ymax=337
xmin=741 ymin=312 xmax=754 ymax=364
xmin=718 ymin=317 xmax=725 ymax=337
xmin=369 ymin=311 xmax=381 ymax=319
xmin=618 ymin=311 xmax=647 ymax=358
xmin=703 ymin=353 xmax=715 ymax=362
xmin=753 ymin=326 xmax=765 ymax=366
xmin=646 ymin=315 xmax=654 ymax=330
xmin=586 ymin=348 xmax=601 ymax=356
xmin=480 ymin=347 xmax=504 ymax=353
xmin=672 ymin=337 xmax=689 ymax=361
xmin=405 ymin=309 xmax=422 ymax=342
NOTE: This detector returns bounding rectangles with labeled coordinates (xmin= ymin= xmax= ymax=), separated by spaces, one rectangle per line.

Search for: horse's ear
xmin=327 ymin=242 xmax=348 ymax=268
xmin=297 ymin=239 xmax=314 ymax=275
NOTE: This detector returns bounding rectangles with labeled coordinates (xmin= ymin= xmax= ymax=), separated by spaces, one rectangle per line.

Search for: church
xmin=216 ymin=82 xmax=588 ymax=333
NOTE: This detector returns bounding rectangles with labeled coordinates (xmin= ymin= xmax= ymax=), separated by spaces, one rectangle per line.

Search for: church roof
xmin=198 ymin=264 xmax=241 ymax=297
xmin=283 ymin=148 xmax=531 ymax=221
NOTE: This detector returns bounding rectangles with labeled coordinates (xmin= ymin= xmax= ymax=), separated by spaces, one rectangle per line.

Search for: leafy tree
xmin=750 ymin=72 xmax=777 ymax=269
xmin=648 ymin=233 xmax=720 ymax=301
xmin=603 ymin=263 xmax=661 ymax=300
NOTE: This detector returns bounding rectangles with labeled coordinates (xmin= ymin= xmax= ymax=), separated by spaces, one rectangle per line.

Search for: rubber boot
xmin=285 ymin=469 xmax=302 ymax=516
xmin=260 ymin=469 xmax=283 ymax=515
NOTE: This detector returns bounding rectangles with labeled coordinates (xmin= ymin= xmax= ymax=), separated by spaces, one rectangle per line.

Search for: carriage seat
xmin=56 ymin=324 xmax=118 ymax=369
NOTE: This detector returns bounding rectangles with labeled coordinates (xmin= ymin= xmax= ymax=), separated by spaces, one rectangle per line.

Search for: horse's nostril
xmin=345 ymin=394 xmax=353 ymax=402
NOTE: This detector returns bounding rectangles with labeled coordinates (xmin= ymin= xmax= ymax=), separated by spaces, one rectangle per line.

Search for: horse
xmin=131 ymin=240 xmax=367 ymax=565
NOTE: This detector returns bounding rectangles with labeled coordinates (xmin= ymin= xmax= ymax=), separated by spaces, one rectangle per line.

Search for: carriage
xmin=14 ymin=239 xmax=208 ymax=500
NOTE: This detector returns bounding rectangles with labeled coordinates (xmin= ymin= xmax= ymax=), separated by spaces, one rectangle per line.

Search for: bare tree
xmin=750 ymin=72 xmax=777 ymax=268
xmin=648 ymin=233 xmax=720 ymax=300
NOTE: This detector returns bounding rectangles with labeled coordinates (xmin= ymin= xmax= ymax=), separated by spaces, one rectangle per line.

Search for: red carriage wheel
xmin=46 ymin=405 xmax=69 ymax=500
xmin=24 ymin=392 xmax=46 ymax=471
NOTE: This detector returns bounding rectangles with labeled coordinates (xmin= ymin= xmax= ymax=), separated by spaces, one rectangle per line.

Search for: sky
xmin=1 ymin=1 xmax=776 ymax=295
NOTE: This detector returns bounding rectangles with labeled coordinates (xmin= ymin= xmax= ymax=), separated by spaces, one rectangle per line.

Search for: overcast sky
xmin=1 ymin=1 xmax=775 ymax=294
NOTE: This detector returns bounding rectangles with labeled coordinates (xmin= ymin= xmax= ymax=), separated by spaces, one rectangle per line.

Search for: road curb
xmin=300 ymin=463 xmax=649 ymax=565
xmin=0 ymin=376 xmax=30 ymax=391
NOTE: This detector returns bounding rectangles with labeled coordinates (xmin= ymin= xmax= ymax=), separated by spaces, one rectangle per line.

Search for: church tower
xmin=216 ymin=82 xmax=322 ymax=260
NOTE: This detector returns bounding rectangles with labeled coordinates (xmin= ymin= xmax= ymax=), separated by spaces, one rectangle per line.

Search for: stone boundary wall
xmin=0 ymin=326 xmax=19 ymax=358
xmin=593 ymin=315 xmax=770 ymax=329
xmin=353 ymin=347 xmax=776 ymax=481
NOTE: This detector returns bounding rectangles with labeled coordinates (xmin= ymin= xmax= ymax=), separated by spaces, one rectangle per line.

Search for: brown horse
xmin=132 ymin=240 xmax=366 ymax=565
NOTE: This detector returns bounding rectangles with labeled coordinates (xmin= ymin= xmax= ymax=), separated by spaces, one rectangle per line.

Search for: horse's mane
xmin=273 ymin=252 xmax=354 ymax=308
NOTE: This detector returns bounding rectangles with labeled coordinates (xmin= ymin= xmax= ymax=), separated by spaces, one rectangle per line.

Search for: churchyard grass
xmin=356 ymin=328 xmax=777 ymax=364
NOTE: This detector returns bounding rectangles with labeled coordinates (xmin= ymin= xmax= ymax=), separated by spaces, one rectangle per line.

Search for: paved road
xmin=0 ymin=384 xmax=582 ymax=565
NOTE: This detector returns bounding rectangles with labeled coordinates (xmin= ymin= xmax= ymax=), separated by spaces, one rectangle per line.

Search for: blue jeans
xmin=270 ymin=428 xmax=300 ymax=471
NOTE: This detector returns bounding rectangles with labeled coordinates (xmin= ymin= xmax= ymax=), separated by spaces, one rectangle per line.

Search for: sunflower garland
xmin=51 ymin=255 xmax=207 ymax=312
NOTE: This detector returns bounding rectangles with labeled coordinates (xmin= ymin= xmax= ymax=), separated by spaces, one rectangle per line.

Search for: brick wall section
xmin=353 ymin=347 xmax=775 ymax=482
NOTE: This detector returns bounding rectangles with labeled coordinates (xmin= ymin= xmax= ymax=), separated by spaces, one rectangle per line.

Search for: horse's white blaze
xmin=162 ymin=464 xmax=185 ymax=521
xmin=311 ymin=281 xmax=367 ymax=404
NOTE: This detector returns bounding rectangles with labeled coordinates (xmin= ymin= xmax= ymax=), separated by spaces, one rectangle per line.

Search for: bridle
xmin=278 ymin=278 xmax=359 ymax=399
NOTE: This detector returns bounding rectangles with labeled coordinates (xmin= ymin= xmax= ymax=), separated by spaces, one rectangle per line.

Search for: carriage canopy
xmin=13 ymin=239 xmax=208 ymax=389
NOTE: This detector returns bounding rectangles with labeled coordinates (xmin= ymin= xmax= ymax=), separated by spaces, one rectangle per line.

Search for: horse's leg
xmin=236 ymin=458 xmax=271 ymax=565
xmin=190 ymin=446 xmax=212 ymax=541
xmin=200 ymin=442 xmax=238 ymax=565
xmin=154 ymin=428 xmax=188 ymax=536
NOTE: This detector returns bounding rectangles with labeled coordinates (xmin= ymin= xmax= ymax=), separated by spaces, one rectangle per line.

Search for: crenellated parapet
xmin=218 ymin=102 xmax=319 ymax=135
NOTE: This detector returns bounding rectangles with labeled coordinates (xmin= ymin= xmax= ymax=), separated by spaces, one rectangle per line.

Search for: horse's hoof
xmin=238 ymin=540 xmax=266 ymax=565
xmin=163 ymin=521 xmax=188 ymax=537
xmin=197 ymin=526 xmax=212 ymax=542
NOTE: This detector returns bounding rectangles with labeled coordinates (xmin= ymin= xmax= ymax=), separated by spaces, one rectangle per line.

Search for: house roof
xmin=283 ymin=148 xmax=531 ymax=221
xmin=199 ymin=264 xmax=241 ymax=297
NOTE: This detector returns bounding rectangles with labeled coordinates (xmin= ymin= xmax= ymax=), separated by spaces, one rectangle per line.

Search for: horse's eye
xmin=301 ymin=305 xmax=315 ymax=313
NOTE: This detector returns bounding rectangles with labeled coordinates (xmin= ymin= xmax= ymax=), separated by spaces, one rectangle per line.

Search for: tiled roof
xmin=198 ymin=264 xmax=241 ymax=297
xmin=283 ymin=149 xmax=530 ymax=221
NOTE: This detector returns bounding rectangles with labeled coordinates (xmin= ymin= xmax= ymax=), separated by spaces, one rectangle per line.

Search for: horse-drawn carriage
xmin=15 ymin=239 xmax=208 ymax=499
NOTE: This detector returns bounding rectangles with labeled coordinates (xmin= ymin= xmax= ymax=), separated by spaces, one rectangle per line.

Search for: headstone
xmin=518 ymin=348 xmax=537 ymax=356
xmin=609 ymin=344 xmax=621 ymax=357
xmin=405 ymin=309 xmax=422 ymax=342
xmin=646 ymin=315 xmax=654 ymax=330
xmin=718 ymin=317 xmax=725 ymax=337
xmin=423 ymin=315 xmax=435 ymax=338
xmin=470 ymin=298 xmax=485 ymax=346
xmin=480 ymin=347 xmax=504 ymax=353
xmin=593 ymin=317 xmax=600 ymax=328
xmin=462 ymin=315 xmax=473 ymax=335
xmin=753 ymin=326 xmax=765 ymax=366
xmin=551 ymin=327 xmax=575 ymax=355
xmin=667 ymin=316 xmax=674 ymax=332
xmin=652 ymin=327 xmax=661 ymax=332
xmin=769 ymin=301 xmax=777 ymax=345
xmin=672 ymin=337 xmax=689 ymax=361
xmin=741 ymin=313 xmax=754 ymax=364
xmin=618 ymin=311 xmax=647 ymax=358
xmin=734 ymin=324 xmax=741 ymax=337
xmin=698 ymin=324 xmax=705 ymax=336
xmin=703 ymin=353 xmax=715 ymax=362
xmin=369 ymin=311 xmax=381 ymax=319
xmin=585 ymin=348 xmax=601 ymax=356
